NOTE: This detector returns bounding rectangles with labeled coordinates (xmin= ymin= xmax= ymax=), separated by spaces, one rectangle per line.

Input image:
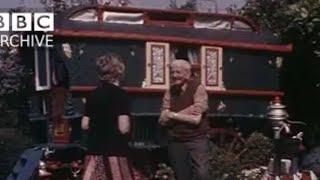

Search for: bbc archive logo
xmin=0 ymin=12 xmax=54 ymax=47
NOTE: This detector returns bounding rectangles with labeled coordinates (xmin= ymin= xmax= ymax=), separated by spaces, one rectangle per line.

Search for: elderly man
xmin=159 ymin=59 xmax=211 ymax=180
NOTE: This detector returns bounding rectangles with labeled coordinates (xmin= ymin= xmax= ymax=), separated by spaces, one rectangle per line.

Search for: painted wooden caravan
xmin=9 ymin=5 xmax=293 ymax=179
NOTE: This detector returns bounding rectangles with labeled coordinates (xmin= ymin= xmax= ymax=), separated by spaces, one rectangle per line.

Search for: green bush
xmin=209 ymin=132 xmax=273 ymax=179
xmin=240 ymin=132 xmax=274 ymax=169
xmin=209 ymin=146 xmax=242 ymax=179
xmin=0 ymin=128 xmax=33 ymax=179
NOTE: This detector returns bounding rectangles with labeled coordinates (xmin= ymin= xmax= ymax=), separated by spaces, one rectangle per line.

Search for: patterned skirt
xmin=83 ymin=155 xmax=146 ymax=180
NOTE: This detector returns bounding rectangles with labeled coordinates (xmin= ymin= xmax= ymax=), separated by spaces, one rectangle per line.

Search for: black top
xmin=84 ymin=82 xmax=131 ymax=155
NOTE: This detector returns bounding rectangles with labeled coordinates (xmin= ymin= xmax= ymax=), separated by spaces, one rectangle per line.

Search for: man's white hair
xmin=170 ymin=59 xmax=191 ymax=71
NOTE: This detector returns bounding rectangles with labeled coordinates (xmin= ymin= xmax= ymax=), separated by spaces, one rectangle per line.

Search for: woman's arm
xmin=81 ymin=116 xmax=90 ymax=130
xmin=118 ymin=115 xmax=130 ymax=134
xmin=82 ymin=95 xmax=92 ymax=130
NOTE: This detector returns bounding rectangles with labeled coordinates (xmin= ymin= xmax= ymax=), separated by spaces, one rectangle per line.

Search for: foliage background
xmin=209 ymin=132 xmax=273 ymax=179
xmin=240 ymin=0 xmax=320 ymax=146
xmin=0 ymin=45 xmax=33 ymax=179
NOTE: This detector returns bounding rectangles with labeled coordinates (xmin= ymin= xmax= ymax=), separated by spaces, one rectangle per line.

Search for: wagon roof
xmin=54 ymin=5 xmax=292 ymax=53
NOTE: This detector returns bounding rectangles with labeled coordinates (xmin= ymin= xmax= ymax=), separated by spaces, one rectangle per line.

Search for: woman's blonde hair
xmin=96 ymin=54 xmax=125 ymax=83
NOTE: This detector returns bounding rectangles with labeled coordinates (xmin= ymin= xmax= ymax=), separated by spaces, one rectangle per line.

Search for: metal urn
xmin=267 ymin=97 xmax=289 ymax=179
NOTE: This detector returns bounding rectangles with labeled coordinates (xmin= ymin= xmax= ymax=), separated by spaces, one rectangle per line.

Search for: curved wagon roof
xmin=54 ymin=5 xmax=292 ymax=53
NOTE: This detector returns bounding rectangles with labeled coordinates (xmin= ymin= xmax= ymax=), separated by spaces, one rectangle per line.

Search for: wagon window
xmin=103 ymin=11 xmax=144 ymax=24
xmin=69 ymin=9 xmax=98 ymax=22
xmin=170 ymin=45 xmax=200 ymax=64
xmin=194 ymin=16 xmax=254 ymax=32
xmin=194 ymin=17 xmax=231 ymax=30
xmin=232 ymin=20 xmax=252 ymax=31
xmin=144 ymin=42 xmax=170 ymax=89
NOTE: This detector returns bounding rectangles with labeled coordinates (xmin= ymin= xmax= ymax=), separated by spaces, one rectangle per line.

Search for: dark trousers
xmin=168 ymin=137 xmax=211 ymax=180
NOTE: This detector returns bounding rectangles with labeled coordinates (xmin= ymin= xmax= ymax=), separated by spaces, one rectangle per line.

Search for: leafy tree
xmin=0 ymin=46 xmax=25 ymax=113
xmin=40 ymin=0 xmax=69 ymax=11
xmin=169 ymin=0 xmax=197 ymax=11
xmin=39 ymin=0 xmax=91 ymax=12
xmin=0 ymin=45 xmax=32 ymax=178
xmin=240 ymin=0 xmax=320 ymax=54
xmin=240 ymin=0 xmax=320 ymax=146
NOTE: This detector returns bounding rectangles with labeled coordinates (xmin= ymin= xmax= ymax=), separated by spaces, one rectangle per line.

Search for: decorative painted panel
xmin=201 ymin=46 xmax=224 ymax=90
xmin=145 ymin=42 xmax=169 ymax=89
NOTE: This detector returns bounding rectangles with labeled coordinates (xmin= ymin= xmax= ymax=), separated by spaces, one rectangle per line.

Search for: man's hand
xmin=159 ymin=109 xmax=171 ymax=126
xmin=189 ymin=108 xmax=202 ymax=116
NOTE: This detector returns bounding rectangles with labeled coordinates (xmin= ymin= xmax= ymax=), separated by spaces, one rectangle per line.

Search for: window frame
xmin=200 ymin=46 xmax=224 ymax=90
xmin=145 ymin=42 xmax=170 ymax=89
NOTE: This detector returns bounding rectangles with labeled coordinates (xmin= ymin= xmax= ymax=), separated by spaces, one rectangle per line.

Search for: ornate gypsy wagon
xmin=8 ymin=5 xmax=293 ymax=179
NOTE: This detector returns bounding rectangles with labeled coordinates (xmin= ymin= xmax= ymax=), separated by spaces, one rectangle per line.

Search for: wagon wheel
xmin=208 ymin=128 xmax=246 ymax=161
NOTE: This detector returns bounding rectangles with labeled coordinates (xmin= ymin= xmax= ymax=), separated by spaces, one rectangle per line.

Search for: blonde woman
xmin=82 ymin=54 xmax=141 ymax=180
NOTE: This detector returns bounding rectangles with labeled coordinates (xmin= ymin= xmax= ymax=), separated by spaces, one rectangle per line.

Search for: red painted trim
xmin=186 ymin=14 xmax=194 ymax=26
xmin=71 ymin=86 xmax=95 ymax=91
xmin=97 ymin=6 xmax=103 ymax=22
xmin=145 ymin=20 xmax=192 ymax=28
xmin=54 ymin=29 xmax=293 ymax=53
xmin=70 ymin=86 xmax=284 ymax=97
xmin=216 ymin=48 xmax=220 ymax=86
xmin=105 ymin=5 xmax=191 ymax=15
xmin=205 ymin=49 xmax=209 ymax=86
xmin=208 ymin=89 xmax=284 ymax=96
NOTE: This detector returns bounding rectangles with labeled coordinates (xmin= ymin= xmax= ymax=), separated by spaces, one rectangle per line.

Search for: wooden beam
xmin=54 ymin=29 xmax=292 ymax=53
xmin=70 ymin=86 xmax=284 ymax=97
